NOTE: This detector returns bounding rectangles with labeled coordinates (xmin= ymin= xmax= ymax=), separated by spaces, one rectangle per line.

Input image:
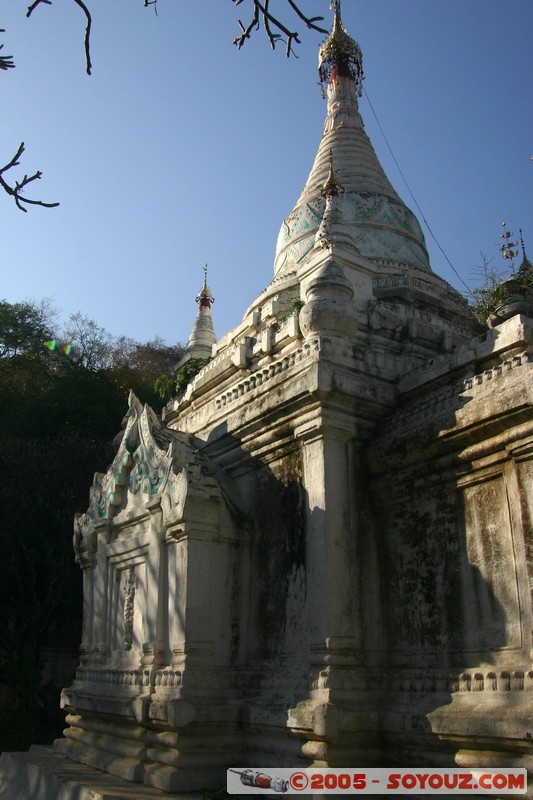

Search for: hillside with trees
xmin=0 ymin=297 xmax=183 ymax=750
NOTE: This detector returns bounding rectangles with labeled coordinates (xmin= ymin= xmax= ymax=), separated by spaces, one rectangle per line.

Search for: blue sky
xmin=1 ymin=0 xmax=531 ymax=346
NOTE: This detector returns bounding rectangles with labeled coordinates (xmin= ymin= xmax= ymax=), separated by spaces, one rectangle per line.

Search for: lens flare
xmin=44 ymin=340 xmax=73 ymax=356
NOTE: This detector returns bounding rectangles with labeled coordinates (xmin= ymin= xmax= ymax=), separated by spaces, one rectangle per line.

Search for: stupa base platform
xmin=0 ymin=750 xmax=202 ymax=800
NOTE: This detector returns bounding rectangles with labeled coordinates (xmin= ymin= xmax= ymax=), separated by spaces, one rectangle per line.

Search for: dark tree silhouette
xmin=0 ymin=298 xmax=185 ymax=748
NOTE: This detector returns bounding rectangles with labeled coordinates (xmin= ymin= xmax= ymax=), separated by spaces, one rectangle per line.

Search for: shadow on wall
xmin=206 ymin=414 xmax=525 ymax=771
xmin=203 ymin=420 xmax=310 ymax=667
xmin=48 ymin=395 xmax=533 ymax=780
xmin=366 ymin=410 xmax=531 ymax=767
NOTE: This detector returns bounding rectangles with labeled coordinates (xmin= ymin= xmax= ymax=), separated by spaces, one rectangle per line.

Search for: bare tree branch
xmin=0 ymin=50 xmax=15 ymax=71
xmin=0 ymin=143 xmax=59 ymax=212
xmin=232 ymin=0 xmax=327 ymax=57
xmin=262 ymin=0 xmax=282 ymax=52
xmin=144 ymin=0 xmax=159 ymax=16
xmin=2 ymin=0 xmax=326 ymax=212
xmin=72 ymin=0 xmax=92 ymax=74
xmin=26 ymin=0 xmax=52 ymax=15
xmin=0 ymin=31 xmax=15 ymax=70
xmin=21 ymin=1 xmax=326 ymax=76
xmin=26 ymin=0 xmax=92 ymax=75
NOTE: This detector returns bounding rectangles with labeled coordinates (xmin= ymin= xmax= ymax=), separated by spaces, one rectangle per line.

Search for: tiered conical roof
xmin=183 ymin=265 xmax=216 ymax=361
xmin=274 ymin=1 xmax=430 ymax=278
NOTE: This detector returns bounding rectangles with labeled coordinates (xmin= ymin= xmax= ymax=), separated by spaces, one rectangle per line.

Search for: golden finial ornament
xmin=321 ymin=150 xmax=344 ymax=198
xmin=196 ymin=263 xmax=215 ymax=307
xmin=319 ymin=0 xmax=364 ymax=95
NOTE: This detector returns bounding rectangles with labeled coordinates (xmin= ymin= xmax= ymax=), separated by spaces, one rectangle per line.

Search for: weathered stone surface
xmin=3 ymin=6 xmax=531 ymax=797
xmin=50 ymin=291 xmax=531 ymax=791
xmin=0 ymin=751 xmax=201 ymax=800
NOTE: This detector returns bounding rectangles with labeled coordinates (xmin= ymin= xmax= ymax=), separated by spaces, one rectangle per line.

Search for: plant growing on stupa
xmin=470 ymin=224 xmax=533 ymax=327
xmin=155 ymin=357 xmax=211 ymax=400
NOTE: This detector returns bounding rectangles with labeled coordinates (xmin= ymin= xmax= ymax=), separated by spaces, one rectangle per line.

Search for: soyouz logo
xmin=226 ymin=767 xmax=528 ymax=794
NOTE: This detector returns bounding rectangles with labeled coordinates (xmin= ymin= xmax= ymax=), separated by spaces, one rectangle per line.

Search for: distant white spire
xmin=182 ymin=264 xmax=216 ymax=363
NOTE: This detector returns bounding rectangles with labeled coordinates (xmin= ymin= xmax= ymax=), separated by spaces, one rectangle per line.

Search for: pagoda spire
xmin=315 ymin=150 xmax=357 ymax=253
xmin=180 ymin=264 xmax=216 ymax=366
xmin=273 ymin=1 xmax=431 ymax=279
xmin=319 ymin=0 xmax=364 ymax=95
xmin=519 ymin=229 xmax=532 ymax=270
xmin=321 ymin=149 xmax=344 ymax=199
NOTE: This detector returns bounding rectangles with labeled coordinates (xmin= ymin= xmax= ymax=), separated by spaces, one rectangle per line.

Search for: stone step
xmin=0 ymin=751 xmax=203 ymax=800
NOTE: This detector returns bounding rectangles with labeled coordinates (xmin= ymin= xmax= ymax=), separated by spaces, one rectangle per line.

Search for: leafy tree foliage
xmin=155 ymin=357 xmax=211 ymax=400
xmin=469 ymin=251 xmax=533 ymax=328
xmin=0 ymin=299 xmax=54 ymax=359
xmin=0 ymin=433 xmax=113 ymax=750
xmin=0 ymin=298 xmax=183 ymax=749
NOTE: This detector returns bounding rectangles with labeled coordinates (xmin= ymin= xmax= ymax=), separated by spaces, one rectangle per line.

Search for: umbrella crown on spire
xmin=319 ymin=0 xmax=364 ymax=95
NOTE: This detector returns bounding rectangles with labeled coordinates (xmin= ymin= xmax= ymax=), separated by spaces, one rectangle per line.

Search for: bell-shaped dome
xmin=274 ymin=2 xmax=430 ymax=279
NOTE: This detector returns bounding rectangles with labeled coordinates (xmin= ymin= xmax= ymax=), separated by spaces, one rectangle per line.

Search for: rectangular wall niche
xmin=462 ymin=474 xmax=522 ymax=653
xmin=107 ymin=531 xmax=150 ymax=657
